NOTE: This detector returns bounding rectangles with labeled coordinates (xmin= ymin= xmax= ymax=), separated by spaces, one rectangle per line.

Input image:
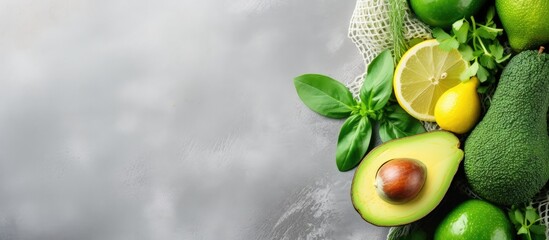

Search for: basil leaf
xmin=336 ymin=114 xmax=372 ymax=171
xmin=294 ymin=74 xmax=356 ymax=118
xmin=379 ymin=105 xmax=425 ymax=142
xmin=359 ymin=49 xmax=394 ymax=111
xmin=386 ymin=224 xmax=413 ymax=240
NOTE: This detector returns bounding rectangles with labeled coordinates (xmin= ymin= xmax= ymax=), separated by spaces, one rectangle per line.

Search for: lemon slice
xmin=394 ymin=39 xmax=468 ymax=122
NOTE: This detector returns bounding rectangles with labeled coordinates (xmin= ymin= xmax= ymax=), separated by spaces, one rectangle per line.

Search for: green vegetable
xmin=464 ymin=50 xmax=549 ymax=205
xmin=508 ymin=204 xmax=547 ymax=240
xmin=293 ymin=74 xmax=356 ymax=118
xmin=387 ymin=224 xmax=428 ymax=240
xmin=293 ymin=49 xmax=425 ymax=171
xmin=432 ymin=7 xmax=511 ymax=93
xmin=336 ymin=115 xmax=372 ymax=171
xmin=379 ymin=105 xmax=425 ymax=142
xmin=388 ymin=0 xmax=407 ymax=63
xmin=360 ymin=48 xmax=395 ymax=111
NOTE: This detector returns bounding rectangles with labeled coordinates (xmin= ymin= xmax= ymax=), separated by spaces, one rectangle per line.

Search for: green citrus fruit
xmin=496 ymin=0 xmax=549 ymax=51
xmin=409 ymin=0 xmax=488 ymax=28
xmin=434 ymin=200 xmax=514 ymax=240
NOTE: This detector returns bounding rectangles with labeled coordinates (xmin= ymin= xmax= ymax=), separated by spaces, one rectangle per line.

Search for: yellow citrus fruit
xmin=394 ymin=39 xmax=468 ymax=121
xmin=434 ymin=77 xmax=481 ymax=134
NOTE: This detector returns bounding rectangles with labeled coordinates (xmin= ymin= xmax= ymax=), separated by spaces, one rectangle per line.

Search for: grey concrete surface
xmin=0 ymin=0 xmax=388 ymax=239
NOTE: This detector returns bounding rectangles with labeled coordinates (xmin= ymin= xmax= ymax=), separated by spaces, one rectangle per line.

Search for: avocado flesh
xmin=351 ymin=131 xmax=463 ymax=226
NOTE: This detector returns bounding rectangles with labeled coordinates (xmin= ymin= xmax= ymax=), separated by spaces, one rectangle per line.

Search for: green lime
xmin=434 ymin=199 xmax=514 ymax=240
xmin=496 ymin=0 xmax=549 ymax=51
xmin=409 ymin=0 xmax=488 ymax=28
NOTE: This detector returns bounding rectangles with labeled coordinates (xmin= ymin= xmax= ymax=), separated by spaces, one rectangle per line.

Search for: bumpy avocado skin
xmin=464 ymin=50 xmax=549 ymax=206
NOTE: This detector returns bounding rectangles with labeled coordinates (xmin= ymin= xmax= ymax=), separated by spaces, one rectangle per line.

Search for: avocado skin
xmin=464 ymin=50 xmax=549 ymax=206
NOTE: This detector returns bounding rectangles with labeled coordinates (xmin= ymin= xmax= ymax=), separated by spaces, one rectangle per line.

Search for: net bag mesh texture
xmin=346 ymin=0 xmax=549 ymax=238
xmin=346 ymin=0 xmax=431 ymax=97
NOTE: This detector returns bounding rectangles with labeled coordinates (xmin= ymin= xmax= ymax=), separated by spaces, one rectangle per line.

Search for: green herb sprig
xmin=388 ymin=0 xmax=408 ymax=64
xmin=432 ymin=7 xmax=511 ymax=93
xmin=294 ymin=50 xmax=425 ymax=171
xmin=508 ymin=204 xmax=547 ymax=240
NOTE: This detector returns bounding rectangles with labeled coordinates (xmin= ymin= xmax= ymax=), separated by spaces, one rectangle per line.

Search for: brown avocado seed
xmin=375 ymin=158 xmax=426 ymax=204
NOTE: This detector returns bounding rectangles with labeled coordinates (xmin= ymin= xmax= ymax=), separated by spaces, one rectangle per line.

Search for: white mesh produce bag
xmin=346 ymin=0 xmax=431 ymax=96
xmin=346 ymin=0 xmax=549 ymax=239
xmin=533 ymin=188 xmax=549 ymax=237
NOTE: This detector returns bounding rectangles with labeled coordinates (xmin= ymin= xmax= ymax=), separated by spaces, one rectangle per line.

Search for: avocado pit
xmin=351 ymin=131 xmax=464 ymax=226
xmin=375 ymin=158 xmax=426 ymax=204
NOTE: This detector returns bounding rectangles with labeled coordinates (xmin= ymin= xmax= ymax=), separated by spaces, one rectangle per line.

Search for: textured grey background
xmin=0 ymin=0 xmax=388 ymax=239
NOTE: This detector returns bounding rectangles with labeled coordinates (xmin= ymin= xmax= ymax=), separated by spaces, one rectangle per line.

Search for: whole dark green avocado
xmin=464 ymin=50 xmax=549 ymax=206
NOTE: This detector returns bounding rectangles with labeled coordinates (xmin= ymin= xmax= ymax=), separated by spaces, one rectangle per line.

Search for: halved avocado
xmin=351 ymin=131 xmax=463 ymax=226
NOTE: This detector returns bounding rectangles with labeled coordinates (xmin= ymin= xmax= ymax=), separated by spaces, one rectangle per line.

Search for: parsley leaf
xmin=508 ymin=204 xmax=547 ymax=240
xmin=433 ymin=6 xmax=511 ymax=91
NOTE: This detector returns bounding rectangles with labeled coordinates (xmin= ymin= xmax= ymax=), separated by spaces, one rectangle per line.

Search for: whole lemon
xmin=434 ymin=77 xmax=481 ymax=134
xmin=434 ymin=199 xmax=514 ymax=240
xmin=496 ymin=0 xmax=549 ymax=51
